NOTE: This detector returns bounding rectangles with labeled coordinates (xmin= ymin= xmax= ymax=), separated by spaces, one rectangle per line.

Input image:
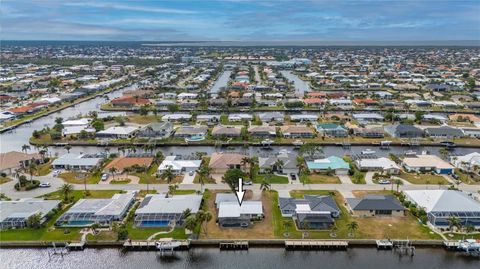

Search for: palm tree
xmin=260 ymin=179 xmax=271 ymax=192
xmin=168 ymin=184 xmax=179 ymax=196
xmin=161 ymin=166 xmax=175 ymax=184
xmin=27 ymin=162 xmax=37 ymax=181
xmin=21 ymin=144 xmax=31 ymax=154
xmin=59 ymin=183 xmax=73 ymax=202
xmin=465 ymin=224 xmax=475 ymax=236
xmin=347 ymin=221 xmax=359 ymax=238
xmin=395 ymin=179 xmax=404 ymax=192
xmin=439 ymin=148 xmax=449 ymax=160
xmin=273 ymin=159 xmax=285 ymax=173
xmin=196 ymin=210 xmax=213 ymax=237
xmin=248 ymin=157 xmax=257 ymax=181
xmin=241 ymin=157 xmax=250 ymax=172
xmin=182 ymin=208 xmax=192 ymax=219
xmin=447 ymin=216 xmax=460 ymax=231
xmin=65 ymin=145 xmax=72 ymax=153
xmin=184 ymin=215 xmax=197 ymax=232
xmin=109 ymin=167 xmax=117 ymax=180
xmin=197 ymin=165 xmax=212 ymax=192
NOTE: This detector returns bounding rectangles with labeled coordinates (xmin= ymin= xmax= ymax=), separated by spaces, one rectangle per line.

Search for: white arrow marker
xmin=235 ymin=177 xmax=245 ymax=206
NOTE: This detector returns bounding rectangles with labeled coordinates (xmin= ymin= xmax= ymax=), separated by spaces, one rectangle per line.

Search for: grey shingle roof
xmin=347 ymin=195 xmax=404 ymax=211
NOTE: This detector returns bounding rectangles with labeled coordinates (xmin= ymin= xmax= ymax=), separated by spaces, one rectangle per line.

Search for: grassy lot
xmin=253 ymin=173 xmax=289 ymax=184
xmin=171 ymin=189 xmax=197 ymax=195
xmin=201 ymin=190 xmax=275 ymax=239
xmin=271 ymin=190 xmax=441 ymax=240
xmin=444 ymin=233 xmax=480 ymax=240
xmin=398 ymin=171 xmax=449 ymax=185
xmin=0 ymin=176 xmax=12 ymax=184
xmin=34 ymin=160 xmax=53 ymax=176
xmin=86 ymin=230 xmax=117 ymax=241
xmin=455 ymin=169 xmax=480 ymax=185
xmin=300 ymin=174 xmax=341 ymax=184
xmin=126 ymin=115 xmax=161 ymax=124
xmin=42 ymin=190 xmax=123 ymax=201
xmin=58 ymin=171 xmax=102 ymax=184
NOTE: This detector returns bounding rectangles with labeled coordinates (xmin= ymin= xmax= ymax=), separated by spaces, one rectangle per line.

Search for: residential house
xmin=51 ymin=153 xmax=104 ymax=171
xmin=280 ymin=125 xmax=315 ymax=138
xmin=162 ymin=113 xmax=192 ymax=122
xmin=228 ymin=113 xmax=253 ymax=122
xmin=450 ymin=152 xmax=480 ymax=173
xmin=257 ymin=112 xmax=284 ymax=123
xmin=215 ymin=193 xmax=264 ymax=228
xmin=208 ymin=152 xmax=248 ymax=174
xmin=157 ymin=156 xmax=201 ymax=175
xmin=316 ymin=123 xmax=348 ymax=137
xmin=248 ymin=125 xmax=277 ymax=138
xmin=289 ymin=114 xmax=318 ymax=122
xmin=279 ymin=195 xmax=340 ymax=230
xmin=134 ymin=194 xmax=203 ymax=227
xmin=424 ymin=126 xmax=464 ymax=139
xmin=111 ymin=96 xmax=150 ymax=107
xmin=104 ymin=157 xmax=154 ymax=173
xmin=258 ymin=150 xmax=298 ymax=174
xmin=56 ymin=192 xmax=135 ymax=227
xmin=211 ymin=125 xmax=242 ymax=138
xmin=355 ymin=157 xmax=401 ymax=174
xmin=138 ymin=122 xmax=173 ymax=139
xmin=0 ymin=199 xmax=61 ymax=229
xmin=174 ymin=125 xmax=208 ymax=139
xmin=402 ymin=154 xmax=454 ymax=174
xmin=96 ymin=126 xmax=139 ymax=139
xmin=384 ymin=124 xmax=424 ymax=138
xmin=347 ymin=195 xmax=405 ymax=217
xmin=405 ymin=190 xmax=480 ymax=228
xmin=0 ymin=151 xmax=42 ymax=175
xmin=307 ymin=156 xmax=350 ymax=175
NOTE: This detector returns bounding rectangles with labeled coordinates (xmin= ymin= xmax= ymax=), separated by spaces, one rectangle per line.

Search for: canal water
xmin=0 ymin=247 xmax=478 ymax=269
xmin=280 ymin=70 xmax=311 ymax=94
xmin=210 ymin=71 xmax=232 ymax=94
xmin=0 ymin=84 xmax=137 ymax=153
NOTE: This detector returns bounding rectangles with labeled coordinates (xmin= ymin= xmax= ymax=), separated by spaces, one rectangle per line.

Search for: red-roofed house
xmin=111 ymin=96 xmax=151 ymax=107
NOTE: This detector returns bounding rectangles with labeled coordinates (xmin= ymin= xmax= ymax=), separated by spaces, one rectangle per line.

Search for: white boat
xmin=292 ymin=140 xmax=304 ymax=147
xmin=458 ymin=239 xmax=480 ymax=252
xmin=156 ymin=239 xmax=182 ymax=250
xmin=404 ymin=150 xmax=417 ymax=156
xmin=261 ymin=139 xmax=274 ymax=146
xmin=361 ymin=149 xmax=376 ymax=155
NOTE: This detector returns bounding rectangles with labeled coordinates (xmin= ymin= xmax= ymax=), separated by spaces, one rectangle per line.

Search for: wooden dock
xmin=219 ymin=241 xmax=249 ymax=250
xmin=285 ymin=240 xmax=348 ymax=250
xmin=444 ymin=240 xmax=460 ymax=249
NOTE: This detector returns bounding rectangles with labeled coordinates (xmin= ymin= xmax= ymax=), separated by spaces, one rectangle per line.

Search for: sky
xmin=1 ymin=0 xmax=479 ymax=41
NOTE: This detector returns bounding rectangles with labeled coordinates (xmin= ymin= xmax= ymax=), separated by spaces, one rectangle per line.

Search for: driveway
xmin=287 ymin=173 xmax=301 ymax=184
xmin=182 ymin=172 xmax=196 ymax=184
xmin=338 ymin=175 xmax=352 ymax=184
xmin=365 ymin=171 xmax=375 ymax=185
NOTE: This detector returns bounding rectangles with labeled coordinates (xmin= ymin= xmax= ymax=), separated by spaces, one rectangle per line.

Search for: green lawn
xmin=455 ymin=169 xmax=480 ymax=185
xmin=271 ymin=190 xmax=440 ymax=240
xmin=34 ymin=160 xmax=53 ymax=176
xmin=254 ymin=174 xmax=289 ymax=184
xmin=300 ymin=174 xmax=341 ymax=184
xmin=398 ymin=171 xmax=449 ymax=185
xmin=42 ymin=190 xmax=123 ymax=201
xmin=110 ymin=179 xmax=131 ymax=184
xmin=171 ymin=189 xmax=196 ymax=195
xmin=0 ymin=176 xmax=12 ymax=184
xmin=58 ymin=171 xmax=101 ymax=184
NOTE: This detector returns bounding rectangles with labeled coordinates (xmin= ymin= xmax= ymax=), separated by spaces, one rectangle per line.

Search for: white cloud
xmin=64 ymin=2 xmax=197 ymax=15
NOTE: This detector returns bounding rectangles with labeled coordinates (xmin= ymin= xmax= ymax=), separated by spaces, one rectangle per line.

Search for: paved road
xmin=2 ymin=173 xmax=479 ymax=200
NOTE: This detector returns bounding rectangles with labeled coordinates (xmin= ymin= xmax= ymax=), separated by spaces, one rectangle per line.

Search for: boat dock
xmin=444 ymin=240 xmax=460 ymax=249
xmin=219 ymin=241 xmax=249 ymax=250
xmin=66 ymin=241 xmax=86 ymax=251
xmin=285 ymin=240 xmax=348 ymax=250
xmin=123 ymin=240 xmax=190 ymax=250
xmin=376 ymin=240 xmax=393 ymax=249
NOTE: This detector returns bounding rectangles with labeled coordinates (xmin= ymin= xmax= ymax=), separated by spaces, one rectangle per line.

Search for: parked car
xmin=189 ymin=171 xmax=194 ymax=176
xmin=52 ymin=170 xmax=60 ymax=177
xmin=290 ymin=173 xmax=297 ymax=180
xmin=244 ymin=180 xmax=253 ymax=185
xmin=39 ymin=182 xmax=51 ymax=188
xmin=101 ymin=174 xmax=109 ymax=181
xmin=378 ymin=179 xmax=391 ymax=185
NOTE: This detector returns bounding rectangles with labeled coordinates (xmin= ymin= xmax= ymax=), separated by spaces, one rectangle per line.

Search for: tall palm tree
xmin=59 ymin=183 xmax=73 ymax=202
xmin=241 ymin=157 xmax=250 ymax=172
xmin=161 ymin=166 xmax=175 ymax=184
xmin=347 ymin=221 xmax=359 ymax=238
xmin=168 ymin=184 xmax=179 ymax=196
xmin=273 ymin=159 xmax=285 ymax=173
xmin=196 ymin=210 xmax=213 ymax=237
xmin=198 ymin=165 xmax=212 ymax=192
xmin=28 ymin=162 xmax=37 ymax=181
xmin=22 ymin=144 xmax=31 ymax=154
xmin=109 ymin=167 xmax=118 ymax=180
xmin=260 ymin=179 xmax=271 ymax=192
xmin=395 ymin=179 xmax=404 ymax=192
